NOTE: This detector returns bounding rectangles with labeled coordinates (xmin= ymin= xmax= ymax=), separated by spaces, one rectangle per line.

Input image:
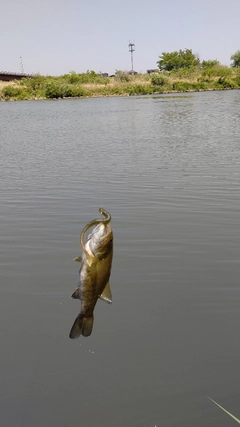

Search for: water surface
xmin=1 ymin=91 xmax=240 ymax=426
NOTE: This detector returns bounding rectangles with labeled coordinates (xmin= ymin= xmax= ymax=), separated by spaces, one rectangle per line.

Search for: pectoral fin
xmin=71 ymin=288 xmax=80 ymax=299
xmin=73 ymin=256 xmax=82 ymax=262
xmin=99 ymin=282 xmax=112 ymax=304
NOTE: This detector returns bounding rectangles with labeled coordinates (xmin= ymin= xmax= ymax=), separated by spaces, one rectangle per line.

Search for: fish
xmin=69 ymin=208 xmax=113 ymax=339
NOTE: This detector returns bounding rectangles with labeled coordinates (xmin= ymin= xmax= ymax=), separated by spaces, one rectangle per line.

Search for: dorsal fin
xmin=99 ymin=282 xmax=112 ymax=304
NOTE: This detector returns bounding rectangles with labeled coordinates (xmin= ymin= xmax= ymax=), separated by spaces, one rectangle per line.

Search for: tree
xmin=201 ymin=59 xmax=220 ymax=68
xmin=230 ymin=50 xmax=240 ymax=67
xmin=157 ymin=49 xmax=200 ymax=71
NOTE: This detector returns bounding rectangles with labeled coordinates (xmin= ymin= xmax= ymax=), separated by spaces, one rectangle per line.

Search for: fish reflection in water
xmin=69 ymin=208 xmax=113 ymax=339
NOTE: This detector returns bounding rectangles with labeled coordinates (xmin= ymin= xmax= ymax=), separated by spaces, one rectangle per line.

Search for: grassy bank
xmin=1 ymin=66 xmax=240 ymax=101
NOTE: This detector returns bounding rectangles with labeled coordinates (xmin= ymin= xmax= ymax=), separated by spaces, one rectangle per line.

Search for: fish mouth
xmin=80 ymin=208 xmax=112 ymax=257
xmin=89 ymin=225 xmax=113 ymax=259
xmin=90 ymin=222 xmax=112 ymax=239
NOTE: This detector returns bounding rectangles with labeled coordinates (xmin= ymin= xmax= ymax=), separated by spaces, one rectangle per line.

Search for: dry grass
xmin=83 ymin=77 xmax=152 ymax=89
xmin=0 ymin=80 xmax=20 ymax=89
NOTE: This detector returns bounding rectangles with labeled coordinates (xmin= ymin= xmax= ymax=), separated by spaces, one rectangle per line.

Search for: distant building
xmin=98 ymin=73 xmax=109 ymax=78
xmin=128 ymin=70 xmax=138 ymax=75
xmin=0 ymin=71 xmax=32 ymax=81
xmin=147 ymin=69 xmax=159 ymax=74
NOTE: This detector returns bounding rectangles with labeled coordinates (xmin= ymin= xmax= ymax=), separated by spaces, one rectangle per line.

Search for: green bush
xmin=115 ymin=70 xmax=130 ymax=82
xmin=18 ymin=90 xmax=33 ymax=100
xmin=2 ymin=85 xmax=33 ymax=99
xmin=128 ymin=84 xmax=153 ymax=95
xmin=2 ymin=86 xmax=21 ymax=98
xmin=151 ymin=74 xmax=166 ymax=86
xmin=202 ymin=65 xmax=232 ymax=79
xmin=216 ymin=77 xmax=236 ymax=88
xmin=201 ymin=60 xmax=220 ymax=68
xmin=67 ymin=72 xmax=81 ymax=84
xmin=61 ymin=85 xmax=74 ymax=97
xmin=201 ymin=68 xmax=216 ymax=79
xmin=172 ymin=81 xmax=205 ymax=91
xmin=233 ymin=70 xmax=240 ymax=87
xmin=170 ymin=66 xmax=199 ymax=79
xmin=64 ymin=70 xmax=110 ymax=85
xmin=45 ymin=81 xmax=86 ymax=98
xmin=235 ymin=77 xmax=240 ymax=87
xmin=61 ymin=85 xmax=84 ymax=97
xmin=20 ymin=74 xmax=46 ymax=90
xmin=74 ymin=86 xmax=85 ymax=97
xmin=45 ymin=81 xmax=63 ymax=98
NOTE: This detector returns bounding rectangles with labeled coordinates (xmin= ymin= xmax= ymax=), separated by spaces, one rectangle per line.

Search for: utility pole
xmin=20 ymin=57 xmax=24 ymax=73
xmin=128 ymin=41 xmax=135 ymax=72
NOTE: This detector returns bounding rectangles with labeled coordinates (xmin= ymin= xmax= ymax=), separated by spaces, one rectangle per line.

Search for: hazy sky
xmin=1 ymin=0 xmax=240 ymax=76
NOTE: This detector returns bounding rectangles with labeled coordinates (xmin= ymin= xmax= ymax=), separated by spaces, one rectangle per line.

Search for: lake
xmin=1 ymin=90 xmax=240 ymax=427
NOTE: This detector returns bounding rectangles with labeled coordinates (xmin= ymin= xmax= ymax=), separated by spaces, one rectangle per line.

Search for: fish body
xmin=69 ymin=208 xmax=113 ymax=339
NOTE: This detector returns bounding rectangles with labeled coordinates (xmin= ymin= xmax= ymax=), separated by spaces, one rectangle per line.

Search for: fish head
xmin=87 ymin=223 xmax=113 ymax=260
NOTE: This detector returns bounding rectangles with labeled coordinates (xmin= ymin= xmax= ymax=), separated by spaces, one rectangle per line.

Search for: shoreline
xmin=0 ymin=86 xmax=239 ymax=102
xmin=1 ymin=68 xmax=240 ymax=101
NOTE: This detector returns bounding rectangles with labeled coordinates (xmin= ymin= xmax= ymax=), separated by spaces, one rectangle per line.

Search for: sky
xmin=1 ymin=0 xmax=240 ymax=76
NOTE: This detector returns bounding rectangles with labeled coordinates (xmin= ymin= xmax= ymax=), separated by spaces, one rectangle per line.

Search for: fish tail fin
xmin=69 ymin=314 xmax=94 ymax=339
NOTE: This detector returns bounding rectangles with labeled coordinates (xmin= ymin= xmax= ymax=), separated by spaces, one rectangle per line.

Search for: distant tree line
xmin=157 ymin=49 xmax=240 ymax=71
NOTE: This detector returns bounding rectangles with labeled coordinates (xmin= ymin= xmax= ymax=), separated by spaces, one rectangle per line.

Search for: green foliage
xmin=45 ymin=81 xmax=63 ymax=98
xmin=201 ymin=68 xmax=217 ymax=79
xmin=234 ymin=70 xmax=240 ymax=86
xmin=230 ymin=50 xmax=240 ymax=67
xmin=45 ymin=81 xmax=85 ymax=98
xmin=85 ymin=85 xmax=123 ymax=96
xmin=127 ymin=84 xmax=154 ymax=95
xmin=61 ymin=85 xmax=85 ymax=97
xmin=67 ymin=71 xmax=81 ymax=84
xmin=151 ymin=74 xmax=166 ymax=86
xmin=115 ymin=70 xmax=130 ymax=82
xmin=21 ymin=74 xmax=46 ymax=90
xmin=2 ymin=86 xmax=21 ymax=98
xmin=135 ymin=73 xmax=151 ymax=82
xmin=201 ymin=59 xmax=220 ymax=68
xmin=201 ymin=64 xmax=232 ymax=79
xmin=157 ymin=49 xmax=200 ymax=71
xmin=170 ymin=66 xmax=199 ymax=79
xmin=214 ymin=65 xmax=232 ymax=78
xmin=172 ymin=81 xmax=206 ymax=91
xmin=2 ymin=85 xmax=33 ymax=99
xmin=64 ymin=70 xmax=110 ymax=85
xmin=216 ymin=77 xmax=236 ymax=89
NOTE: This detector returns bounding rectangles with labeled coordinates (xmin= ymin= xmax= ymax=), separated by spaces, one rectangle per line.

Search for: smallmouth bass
xmin=69 ymin=208 xmax=113 ymax=339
